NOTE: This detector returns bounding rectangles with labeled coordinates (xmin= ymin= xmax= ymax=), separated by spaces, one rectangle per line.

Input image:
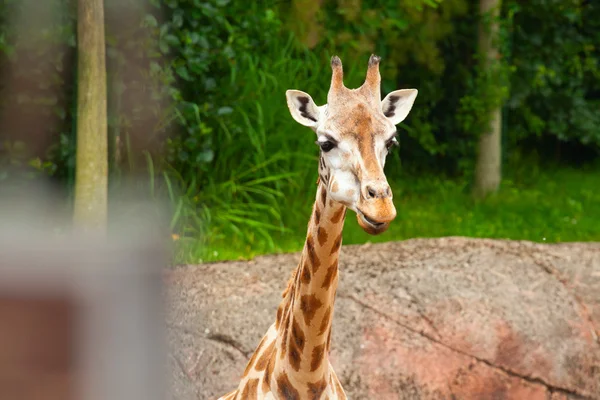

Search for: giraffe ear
xmin=286 ymin=90 xmax=320 ymax=128
xmin=381 ymin=89 xmax=418 ymax=125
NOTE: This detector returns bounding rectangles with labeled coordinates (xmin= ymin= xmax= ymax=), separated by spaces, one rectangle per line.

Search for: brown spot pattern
xmin=310 ymin=343 xmax=326 ymax=371
xmin=318 ymin=307 xmax=331 ymax=336
xmin=317 ymin=227 xmax=328 ymax=247
xmin=321 ymin=260 xmax=338 ymax=289
xmin=255 ymin=340 xmax=275 ymax=371
xmin=288 ymin=342 xmax=302 ymax=371
xmin=330 ymin=233 xmax=342 ymax=255
xmin=330 ymin=207 xmax=345 ymax=224
xmin=306 ymin=235 xmax=321 ymax=273
xmin=239 ymin=378 xmax=259 ymax=399
xmin=280 ymin=320 xmax=289 ymax=359
xmin=288 ymin=318 xmax=305 ymax=371
xmin=314 ymin=207 xmax=321 ymax=225
xmin=277 ymin=372 xmax=300 ymax=400
xmin=301 ymin=259 xmax=311 ymax=284
xmin=320 ymin=186 xmax=327 ymax=207
xmin=331 ymin=182 xmax=339 ymax=192
xmin=300 ymin=294 xmax=323 ymax=326
xmin=307 ymin=377 xmax=327 ymax=400
xmin=262 ymin=354 xmax=274 ymax=393
xmin=291 ymin=317 xmax=306 ymax=352
xmin=276 ymin=305 xmax=283 ymax=329
xmin=243 ymin=335 xmax=267 ymax=377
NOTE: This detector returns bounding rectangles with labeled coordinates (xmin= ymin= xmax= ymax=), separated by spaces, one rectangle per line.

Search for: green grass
xmin=174 ymin=164 xmax=600 ymax=263
xmin=163 ymin=35 xmax=375 ymax=263
xmin=345 ymin=166 xmax=600 ymax=244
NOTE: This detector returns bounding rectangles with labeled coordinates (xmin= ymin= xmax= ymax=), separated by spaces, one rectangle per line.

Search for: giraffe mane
xmin=281 ymin=267 xmax=298 ymax=298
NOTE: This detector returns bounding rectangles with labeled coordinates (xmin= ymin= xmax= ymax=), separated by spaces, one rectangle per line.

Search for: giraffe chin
xmin=356 ymin=213 xmax=390 ymax=235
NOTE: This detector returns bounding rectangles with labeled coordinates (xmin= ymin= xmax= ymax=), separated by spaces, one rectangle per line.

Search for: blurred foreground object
xmin=73 ymin=0 xmax=108 ymax=231
xmin=0 ymin=207 xmax=167 ymax=400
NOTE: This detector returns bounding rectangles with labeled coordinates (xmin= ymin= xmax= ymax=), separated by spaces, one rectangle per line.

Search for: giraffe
xmin=217 ymin=54 xmax=418 ymax=400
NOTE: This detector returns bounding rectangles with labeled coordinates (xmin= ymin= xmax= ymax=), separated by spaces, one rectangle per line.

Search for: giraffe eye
xmin=318 ymin=140 xmax=336 ymax=152
xmin=386 ymin=137 xmax=398 ymax=150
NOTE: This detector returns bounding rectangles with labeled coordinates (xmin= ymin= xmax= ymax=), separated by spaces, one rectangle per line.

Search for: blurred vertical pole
xmin=473 ymin=0 xmax=502 ymax=198
xmin=73 ymin=0 xmax=108 ymax=231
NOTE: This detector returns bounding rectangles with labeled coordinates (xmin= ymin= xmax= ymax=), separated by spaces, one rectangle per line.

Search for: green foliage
xmin=0 ymin=0 xmax=599 ymax=263
xmin=153 ymin=0 xmax=282 ymax=176
xmin=506 ymin=0 xmax=600 ymax=147
xmin=169 ymin=37 xmax=374 ymax=261
xmin=455 ymin=1 xmax=516 ymax=175
xmin=289 ymin=0 xmax=474 ymax=173
xmin=145 ymin=1 xmax=301 ymax=257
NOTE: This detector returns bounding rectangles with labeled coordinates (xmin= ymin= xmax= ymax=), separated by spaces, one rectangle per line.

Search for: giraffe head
xmin=286 ymin=55 xmax=418 ymax=235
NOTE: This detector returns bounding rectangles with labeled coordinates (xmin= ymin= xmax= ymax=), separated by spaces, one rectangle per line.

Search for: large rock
xmin=166 ymin=237 xmax=600 ymax=400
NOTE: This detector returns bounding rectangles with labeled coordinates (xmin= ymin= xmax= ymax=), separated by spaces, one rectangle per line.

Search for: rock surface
xmin=165 ymin=237 xmax=600 ymax=400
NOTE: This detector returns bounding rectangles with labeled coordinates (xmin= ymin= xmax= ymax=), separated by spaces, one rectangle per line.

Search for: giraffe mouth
xmin=360 ymin=212 xmax=385 ymax=227
xmin=356 ymin=210 xmax=389 ymax=235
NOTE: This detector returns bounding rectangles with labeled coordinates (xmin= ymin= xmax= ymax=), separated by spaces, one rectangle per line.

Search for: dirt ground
xmin=165 ymin=237 xmax=600 ymax=400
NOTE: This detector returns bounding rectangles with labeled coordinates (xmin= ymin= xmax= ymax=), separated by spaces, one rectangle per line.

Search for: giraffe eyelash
xmin=316 ymin=135 xmax=338 ymax=152
xmin=317 ymin=140 xmax=336 ymax=152
xmin=385 ymin=136 xmax=399 ymax=150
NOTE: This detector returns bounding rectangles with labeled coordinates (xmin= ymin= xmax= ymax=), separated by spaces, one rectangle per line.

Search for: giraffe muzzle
xmin=356 ymin=202 xmax=396 ymax=235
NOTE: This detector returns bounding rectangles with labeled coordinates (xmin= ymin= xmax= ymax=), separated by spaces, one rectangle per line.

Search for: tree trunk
xmin=73 ymin=0 xmax=108 ymax=231
xmin=473 ymin=0 xmax=502 ymax=199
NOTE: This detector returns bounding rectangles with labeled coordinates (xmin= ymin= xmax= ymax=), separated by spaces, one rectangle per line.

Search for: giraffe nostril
xmin=366 ymin=186 xmax=377 ymax=199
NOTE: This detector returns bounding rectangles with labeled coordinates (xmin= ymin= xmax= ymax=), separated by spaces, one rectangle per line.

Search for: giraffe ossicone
xmin=218 ymin=55 xmax=418 ymax=400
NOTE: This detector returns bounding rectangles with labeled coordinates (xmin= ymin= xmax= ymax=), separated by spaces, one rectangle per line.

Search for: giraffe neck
xmin=273 ymin=182 xmax=346 ymax=391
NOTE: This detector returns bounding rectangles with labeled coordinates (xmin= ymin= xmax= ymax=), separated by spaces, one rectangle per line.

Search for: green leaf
xmin=143 ymin=14 xmax=158 ymax=28
xmin=217 ymin=107 xmax=233 ymax=115
xmin=165 ymin=34 xmax=180 ymax=46
xmin=175 ymin=65 xmax=192 ymax=81
xmin=196 ymin=149 xmax=214 ymax=164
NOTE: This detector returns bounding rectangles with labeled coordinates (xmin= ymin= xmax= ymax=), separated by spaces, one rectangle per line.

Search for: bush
xmin=0 ymin=0 xmax=598 ymax=262
xmin=505 ymin=0 xmax=600 ymax=153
